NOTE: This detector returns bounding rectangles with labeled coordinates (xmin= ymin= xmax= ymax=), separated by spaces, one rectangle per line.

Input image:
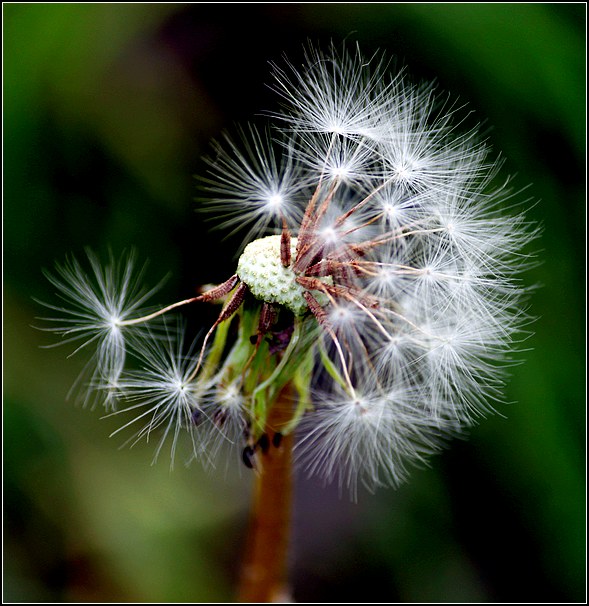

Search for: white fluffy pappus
xmin=104 ymin=324 xmax=206 ymax=467
xmin=37 ymin=250 xmax=166 ymax=409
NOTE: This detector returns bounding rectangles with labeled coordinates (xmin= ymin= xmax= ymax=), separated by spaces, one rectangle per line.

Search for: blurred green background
xmin=4 ymin=4 xmax=585 ymax=602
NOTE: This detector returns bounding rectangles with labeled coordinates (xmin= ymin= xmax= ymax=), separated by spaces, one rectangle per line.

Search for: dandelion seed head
xmin=42 ymin=41 xmax=538 ymax=494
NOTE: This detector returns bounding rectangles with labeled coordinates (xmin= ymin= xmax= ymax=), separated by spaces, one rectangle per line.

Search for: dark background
xmin=4 ymin=4 xmax=586 ymax=602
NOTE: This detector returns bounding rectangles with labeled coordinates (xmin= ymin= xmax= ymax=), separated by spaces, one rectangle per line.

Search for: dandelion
xmin=40 ymin=42 xmax=537 ymax=601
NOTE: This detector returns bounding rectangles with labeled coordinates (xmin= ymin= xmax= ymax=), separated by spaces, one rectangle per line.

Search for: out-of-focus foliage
xmin=4 ymin=4 xmax=585 ymax=602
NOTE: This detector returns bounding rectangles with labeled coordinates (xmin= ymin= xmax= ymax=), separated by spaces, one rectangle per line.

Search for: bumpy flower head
xmin=41 ymin=43 xmax=537 ymax=494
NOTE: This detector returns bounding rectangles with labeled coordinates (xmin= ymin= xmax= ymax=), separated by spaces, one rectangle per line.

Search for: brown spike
xmin=259 ymin=302 xmax=278 ymax=335
xmin=197 ymin=274 xmax=239 ymax=302
xmin=217 ymin=281 xmax=249 ymax=321
xmin=303 ymin=291 xmax=328 ymax=326
xmin=280 ymin=218 xmax=292 ymax=268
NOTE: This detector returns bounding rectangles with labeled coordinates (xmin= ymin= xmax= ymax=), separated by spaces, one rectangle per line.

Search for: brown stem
xmin=237 ymin=383 xmax=295 ymax=602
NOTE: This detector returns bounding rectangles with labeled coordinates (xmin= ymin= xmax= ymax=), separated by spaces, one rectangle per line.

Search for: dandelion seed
xmin=105 ymin=323 xmax=206 ymax=466
xmin=200 ymin=125 xmax=306 ymax=244
xmin=37 ymin=250 xmax=165 ymax=407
